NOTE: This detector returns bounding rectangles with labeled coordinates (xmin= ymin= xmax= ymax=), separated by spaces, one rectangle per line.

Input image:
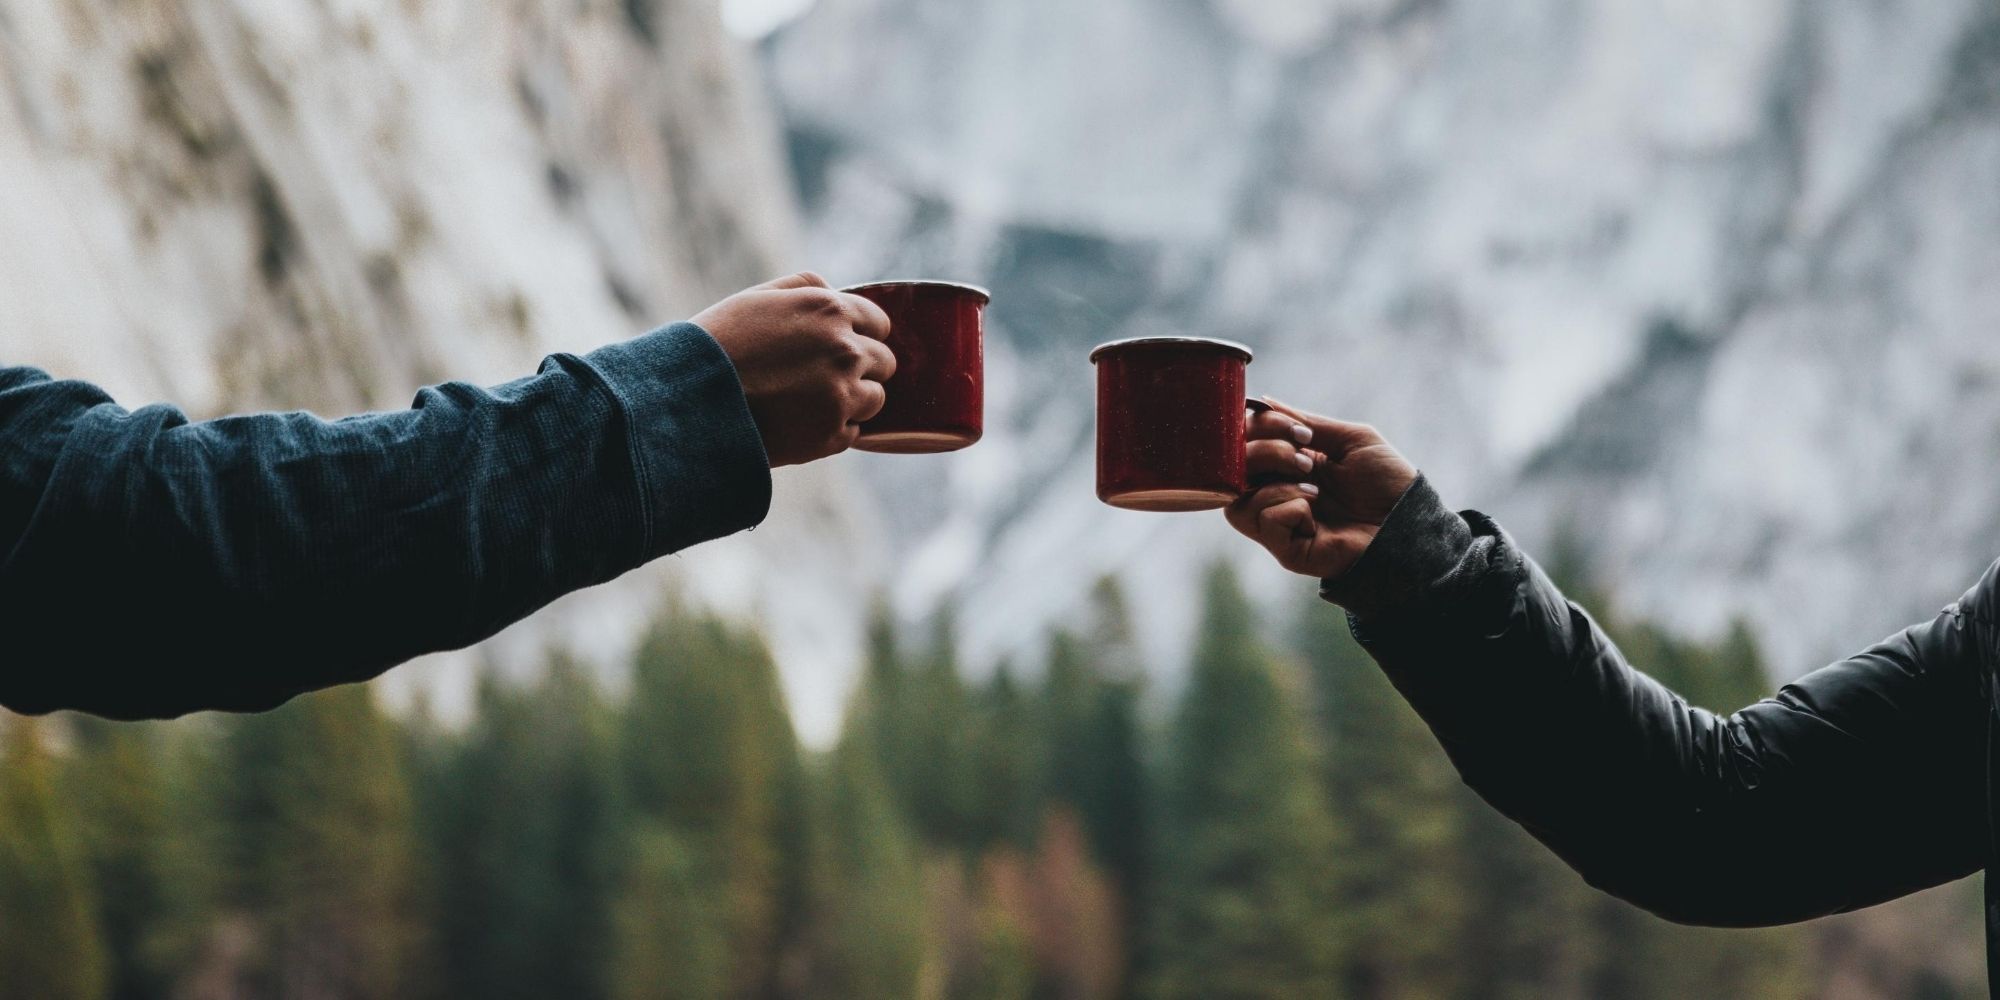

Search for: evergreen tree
xmin=0 ymin=717 xmax=109 ymax=1000
xmin=1078 ymin=579 xmax=1149 ymax=901
xmin=1148 ymin=562 xmax=1341 ymax=998
xmin=797 ymin=739 xmax=927 ymax=999
xmin=904 ymin=608 xmax=977 ymax=846
xmin=611 ymin=826 xmax=731 ymax=1000
xmin=64 ymin=716 xmax=173 ymax=1000
xmin=621 ymin=606 xmax=807 ymax=997
xmin=1452 ymin=791 xmax=1597 ymax=1000
xmin=849 ymin=600 xmax=917 ymax=805
xmin=433 ymin=659 xmax=624 ymax=1000
xmin=1042 ymin=591 xmax=1151 ymax=893
xmin=397 ymin=687 xmax=455 ymax=1000
xmin=138 ymin=718 xmax=237 ymax=995
xmin=207 ymin=684 xmax=424 ymax=999
xmin=966 ymin=889 xmax=1035 ymax=1000
xmin=967 ymin=663 xmax=1045 ymax=851
xmin=1041 ymin=629 xmax=1096 ymax=821
xmin=1296 ymin=597 xmax=1467 ymax=1000
xmin=1071 ymin=577 xmax=1152 ymax=994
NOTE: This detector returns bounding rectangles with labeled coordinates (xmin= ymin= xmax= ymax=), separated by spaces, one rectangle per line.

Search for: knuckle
xmin=813 ymin=289 xmax=849 ymax=315
xmin=793 ymin=288 xmax=844 ymax=315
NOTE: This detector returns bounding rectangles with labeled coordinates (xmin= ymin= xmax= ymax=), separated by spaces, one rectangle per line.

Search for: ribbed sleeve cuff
xmin=1318 ymin=474 xmax=1476 ymax=621
xmin=580 ymin=322 xmax=772 ymax=557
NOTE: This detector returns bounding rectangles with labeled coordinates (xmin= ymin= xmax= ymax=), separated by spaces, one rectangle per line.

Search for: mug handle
xmin=1246 ymin=398 xmax=1271 ymax=415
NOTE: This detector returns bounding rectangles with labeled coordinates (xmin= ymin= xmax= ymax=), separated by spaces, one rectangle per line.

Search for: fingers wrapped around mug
xmin=1224 ymin=481 xmax=1322 ymax=551
xmin=1247 ymin=406 xmax=1314 ymax=446
xmin=850 ymin=332 xmax=897 ymax=384
xmin=849 ymin=378 xmax=888 ymax=426
xmin=1246 ymin=437 xmax=1315 ymax=481
xmin=838 ymin=290 xmax=894 ymax=343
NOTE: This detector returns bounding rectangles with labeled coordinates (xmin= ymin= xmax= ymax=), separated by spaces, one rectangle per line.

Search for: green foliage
xmin=611 ymin=826 xmax=731 ymax=1000
xmin=0 ymin=718 xmax=109 ymax=1000
xmin=430 ymin=659 xmax=624 ymax=1000
xmin=206 ymin=685 xmax=425 ymax=999
xmin=622 ymin=605 xmax=809 ymax=997
xmin=0 ymin=564 xmax=1951 ymax=999
xmin=904 ymin=609 xmax=979 ymax=847
xmin=63 ymin=716 xmax=173 ymax=1000
xmin=965 ymin=663 xmax=1045 ymax=851
xmin=965 ymin=902 xmax=1035 ymax=1000
xmin=1298 ymin=598 xmax=1468 ymax=999
xmin=1148 ymin=562 xmax=1341 ymax=998
xmin=797 ymin=739 xmax=927 ymax=999
xmin=1452 ymin=787 xmax=1599 ymax=1000
xmin=848 ymin=600 xmax=918 ymax=812
xmin=1053 ymin=578 xmax=1152 ymax=988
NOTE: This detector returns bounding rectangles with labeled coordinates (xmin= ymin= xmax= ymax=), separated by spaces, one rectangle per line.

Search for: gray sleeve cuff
xmin=1318 ymin=474 xmax=1476 ymax=621
xmin=580 ymin=322 xmax=773 ymax=557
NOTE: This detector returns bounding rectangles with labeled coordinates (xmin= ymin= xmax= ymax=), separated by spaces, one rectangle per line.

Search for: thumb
xmin=756 ymin=271 xmax=831 ymax=291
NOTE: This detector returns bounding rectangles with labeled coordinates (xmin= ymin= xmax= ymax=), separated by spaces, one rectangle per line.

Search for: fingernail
xmin=1299 ymin=482 xmax=1320 ymax=497
xmin=1292 ymin=424 xmax=1313 ymax=445
xmin=1294 ymin=451 xmax=1314 ymax=473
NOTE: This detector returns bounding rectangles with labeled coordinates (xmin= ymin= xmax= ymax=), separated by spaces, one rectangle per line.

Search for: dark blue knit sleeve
xmin=0 ymin=322 xmax=770 ymax=718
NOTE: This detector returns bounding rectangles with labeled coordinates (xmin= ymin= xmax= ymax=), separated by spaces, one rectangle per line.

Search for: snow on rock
xmin=0 ymin=0 xmax=880 ymax=742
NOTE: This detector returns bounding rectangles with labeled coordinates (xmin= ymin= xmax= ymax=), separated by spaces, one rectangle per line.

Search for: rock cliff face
xmin=765 ymin=0 xmax=2000 ymax=683
xmin=0 ymin=0 xmax=882 ymax=737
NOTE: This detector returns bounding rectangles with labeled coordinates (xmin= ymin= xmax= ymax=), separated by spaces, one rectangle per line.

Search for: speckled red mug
xmin=1091 ymin=337 xmax=1264 ymax=512
xmin=844 ymin=280 xmax=989 ymax=454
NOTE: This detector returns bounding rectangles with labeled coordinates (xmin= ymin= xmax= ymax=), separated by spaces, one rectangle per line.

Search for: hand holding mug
xmin=1224 ymin=399 xmax=1417 ymax=580
xmin=695 ymin=272 xmax=896 ymax=467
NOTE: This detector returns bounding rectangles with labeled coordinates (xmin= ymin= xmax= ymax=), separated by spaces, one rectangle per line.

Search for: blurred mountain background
xmin=765 ymin=0 xmax=2000 ymax=716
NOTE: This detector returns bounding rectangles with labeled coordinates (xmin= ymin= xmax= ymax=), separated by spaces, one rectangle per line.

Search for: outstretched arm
xmin=1226 ymin=401 xmax=1992 ymax=926
xmin=0 ymin=273 xmax=895 ymax=720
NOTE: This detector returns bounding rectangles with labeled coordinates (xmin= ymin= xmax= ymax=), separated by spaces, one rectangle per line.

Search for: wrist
xmin=1318 ymin=474 xmax=1473 ymax=620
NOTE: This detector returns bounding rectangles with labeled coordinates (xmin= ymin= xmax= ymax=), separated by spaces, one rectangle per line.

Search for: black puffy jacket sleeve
xmin=1323 ymin=476 xmax=1994 ymax=926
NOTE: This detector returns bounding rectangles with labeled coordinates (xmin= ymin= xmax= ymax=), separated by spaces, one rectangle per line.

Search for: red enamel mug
xmin=1091 ymin=336 xmax=1266 ymax=512
xmin=844 ymin=280 xmax=989 ymax=454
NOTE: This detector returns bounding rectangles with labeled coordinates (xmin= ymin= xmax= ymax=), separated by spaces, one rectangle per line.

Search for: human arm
xmin=0 ymin=273 xmax=893 ymax=719
xmin=1226 ymin=403 xmax=1993 ymax=925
